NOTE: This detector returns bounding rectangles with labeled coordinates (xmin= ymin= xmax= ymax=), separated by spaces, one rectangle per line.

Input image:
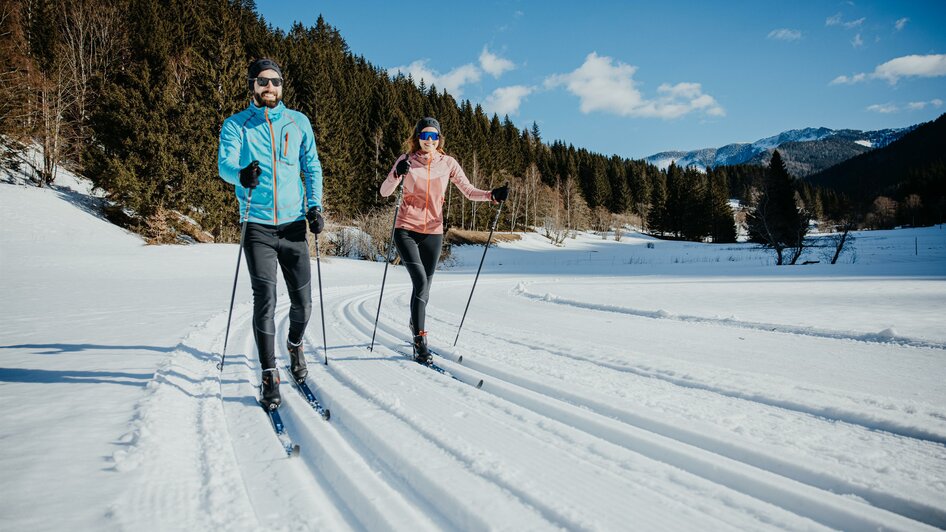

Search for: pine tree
xmin=647 ymin=168 xmax=668 ymax=234
xmin=706 ymin=167 xmax=736 ymax=243
xmin=608 ymin=155 xmax=630 ymax=213
xmin=747 ymin=150 xmax=809 ymax=264
xmin=680 ymin=166 xmax=709 ymax=240
xmin=88 ymin=0 xmax=176 ymax=219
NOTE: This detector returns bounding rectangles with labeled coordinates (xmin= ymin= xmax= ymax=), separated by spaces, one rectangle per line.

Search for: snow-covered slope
xmin=2 ymin=171 xmax=945 ymax=531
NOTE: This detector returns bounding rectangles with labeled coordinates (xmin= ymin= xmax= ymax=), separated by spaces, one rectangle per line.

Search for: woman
xmin=380 ymin=117 xmax=508 ymax=364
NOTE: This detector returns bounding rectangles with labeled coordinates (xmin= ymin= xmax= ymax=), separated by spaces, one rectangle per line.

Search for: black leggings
xmin=393 ymin=228 xmax=443 ymax=334
xmin=243 ymin=220 xmax=312 ymax=370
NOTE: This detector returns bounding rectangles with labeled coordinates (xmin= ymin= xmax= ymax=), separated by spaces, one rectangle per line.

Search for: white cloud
xmin=867 ymin=103 xmax=899 ymax=113
xmin=868 ymin=99 xmax=943 ymax=113
xmin=439 ymin=64 xmax=481 ymax=95
xmin=830 ymin=72 xmax=868 ymax=85
xmin=845 ymin=17 xmax=866 ymax=29
xmin=483 ymin=85 xmax=534 ymax=116
xmin=907 ymin=99 xmax=943 ymax=110
xmin=852 ymin=33 xmax=864 ymax=48
xmin=479 ymin=47 xmax=515 ymax=78
xmin=544 ymin=52 xmax=724 ymax=119
xmin=768 ymin=28 xmax=802 ymax=41
xmin=831 ymin=54 xmax=946 ymax=85
xmin=826 ymin=13 xmax=865 ymax=28
xmin=388 ymin=60 xmax=481 ymax=98
xmin=874 ymin=54 xmax=946 ymax=84
xmin=895 ymin=17 xmax=909 ymax=31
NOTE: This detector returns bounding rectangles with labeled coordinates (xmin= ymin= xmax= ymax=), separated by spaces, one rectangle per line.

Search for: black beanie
xmin=414 ymin=117 xmax=441 ymax=136
xmin=248 ymin=58 xmax=282 ymax=79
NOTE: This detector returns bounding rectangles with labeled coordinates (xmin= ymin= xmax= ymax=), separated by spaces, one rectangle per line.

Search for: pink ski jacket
xmin=380 ymin=151 xmax=493 ymax=234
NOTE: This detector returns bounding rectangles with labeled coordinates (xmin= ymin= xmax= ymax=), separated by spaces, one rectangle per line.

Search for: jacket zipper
xmin=424 ymin=157 xmax=431 ymax=232
xmin=264 ymin=108 xmax=278 ymax=224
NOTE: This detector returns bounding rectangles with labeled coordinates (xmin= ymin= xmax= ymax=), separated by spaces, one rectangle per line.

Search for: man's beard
xmin=253 ymin=92 xmax=281 ymax=108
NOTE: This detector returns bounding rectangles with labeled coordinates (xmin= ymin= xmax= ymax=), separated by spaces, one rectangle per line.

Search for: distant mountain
xmin=806 ymin=114 xmax=946 ymax=208
xmin=645 ymin=126 xmax=914 ymax=176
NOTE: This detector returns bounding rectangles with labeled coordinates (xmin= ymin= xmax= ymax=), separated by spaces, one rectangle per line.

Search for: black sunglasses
xmin=252 ymin=76 xmax=283 ymax=87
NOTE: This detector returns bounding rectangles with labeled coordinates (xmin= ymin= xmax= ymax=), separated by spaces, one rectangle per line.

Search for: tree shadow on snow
xmin=0 ymin=367 xmax=150 ymax=387
xmin=1 ymin=343 xmax=175 ymax=355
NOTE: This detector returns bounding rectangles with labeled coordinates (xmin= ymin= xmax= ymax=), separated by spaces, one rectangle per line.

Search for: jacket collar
xmin=247 ymin=101 xmax=286 ymax=121
xmin=413 ymin=150 xmax=444 ymax=163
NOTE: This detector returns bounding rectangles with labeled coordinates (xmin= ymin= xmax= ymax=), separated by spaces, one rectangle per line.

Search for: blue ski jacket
xmin=218 ymin=102 xmax=323 ymax=225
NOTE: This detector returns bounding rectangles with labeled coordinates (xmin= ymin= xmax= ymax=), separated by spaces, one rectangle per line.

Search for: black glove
xmin=239 ymin=160 xmax=261 ymax=189
xmin=490 ymin=184 xmax=509 ymax=202
xmin=395 ymin=157 xmax=410 ymax=177
xmin=306 ymin=207 xmax=324 ymax=235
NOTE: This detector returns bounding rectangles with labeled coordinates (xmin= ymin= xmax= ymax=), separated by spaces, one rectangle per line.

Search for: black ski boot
xmin=287 ymin=340 xmax=308 ymax=383
xmin=260 ymin=368 xmax=282 ymax=410
xmin=412 ymin=331 xmax=431 ymax=365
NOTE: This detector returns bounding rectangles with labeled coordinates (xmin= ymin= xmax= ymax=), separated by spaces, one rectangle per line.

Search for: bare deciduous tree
xmin=828 ymin=218 xmax=857 ymax=265
xmin=542 ymin=216 xmax=567 ymax=246
xmin=36 ymin=59 xmax=78 ymax=186
xmin=902 ymin=194 xmax=922 ymax=227
xmin=525 ymin=162 xmax=540 ymax=228
xmin=868 ymin=196 xmax=898 ymax=229
xmin=57 ymin=0 xmax=123 ymax=163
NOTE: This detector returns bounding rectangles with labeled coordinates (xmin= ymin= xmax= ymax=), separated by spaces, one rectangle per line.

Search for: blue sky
xmin=256 ymin=0 xmax=946 ymax=159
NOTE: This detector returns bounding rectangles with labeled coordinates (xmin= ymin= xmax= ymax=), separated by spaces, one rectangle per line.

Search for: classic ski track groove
xmin=426 ymin=283 xmax=946 ymax=444
xmin=425 ymin=302 xmax=946 ymax=527
xmin=473 ymin=327 xmax=946 ymax=444
xmin=217 ymin=309 xmax=366 ymax=530
xmin=357 ymin=283 xmax=942 ymax=530
xmin=210 ymin=277 xmax=940 ymax=530
xmin=511 ymin=282 xmax=946 ymax=350
xmin=333 ymin=290 xmax=820 ymax=529
xmin=264 ymin=293 xmax=443 ymax=531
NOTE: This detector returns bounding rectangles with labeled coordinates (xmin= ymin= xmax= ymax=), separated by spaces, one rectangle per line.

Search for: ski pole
xmin=218 ymin=188 xmax=253 ymax=371
xmin=454 ymin=199 xmax=504 ymax=347
xmin=370 ymin=157 xmax=407 ymax=352
xmin=315 ymin=237 xmax=329 ymax=365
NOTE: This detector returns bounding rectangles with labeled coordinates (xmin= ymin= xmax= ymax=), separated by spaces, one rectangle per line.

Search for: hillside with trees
xmin=805 ymin=113 xmax=946 ymax=228
xmin=2 ymin=0 xmax=740 ymax=245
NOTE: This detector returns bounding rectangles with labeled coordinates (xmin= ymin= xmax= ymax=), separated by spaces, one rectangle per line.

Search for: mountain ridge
xmin=644 ymin=125 xmax=915 ymax=176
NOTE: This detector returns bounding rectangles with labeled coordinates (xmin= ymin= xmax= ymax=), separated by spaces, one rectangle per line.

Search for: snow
xmin=856 ymin=140 xmax=873 ymax=148
xmin=2 ymin=166 xmax=946 ymax=531
xmin=646 ymin=155 xmax=683 ymax=171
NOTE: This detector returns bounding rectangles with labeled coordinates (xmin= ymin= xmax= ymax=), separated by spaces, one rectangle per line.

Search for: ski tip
xmin=476 ymin=379 xmax=484 ymax=389
xmin=322 ymin=409 xmax=331 ymax=421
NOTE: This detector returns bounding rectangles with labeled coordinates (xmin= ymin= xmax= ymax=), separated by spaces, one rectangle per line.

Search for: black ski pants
xmin=393 ymin=228 xmax=443 ymax=335
xmin=243 ymin=220 xmax=312 ymax=370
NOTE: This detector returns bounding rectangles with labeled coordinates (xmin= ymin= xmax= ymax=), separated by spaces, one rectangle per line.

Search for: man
xmin=217 ymin=58 xmax=324 ymax=410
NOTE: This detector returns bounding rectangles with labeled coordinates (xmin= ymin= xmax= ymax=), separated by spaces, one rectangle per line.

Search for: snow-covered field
xmin=2 ymin=170 xmax=945 ymax=531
